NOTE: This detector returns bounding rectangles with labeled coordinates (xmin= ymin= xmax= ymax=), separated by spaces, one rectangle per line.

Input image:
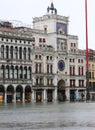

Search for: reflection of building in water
xmin=0 ymin=1 xmax=86 ymax=103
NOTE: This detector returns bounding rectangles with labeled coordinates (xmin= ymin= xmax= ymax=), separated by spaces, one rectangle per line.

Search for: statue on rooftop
xmin=47 ymin=1 xmax=57 ymax=14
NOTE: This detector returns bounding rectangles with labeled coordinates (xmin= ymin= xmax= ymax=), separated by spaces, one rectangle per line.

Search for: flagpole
xmin=85 ymin=0 xmax=90 ymax=101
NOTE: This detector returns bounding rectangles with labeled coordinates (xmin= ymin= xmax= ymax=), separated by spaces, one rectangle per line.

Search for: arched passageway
xmin=57 ymin=80 xmax=66 ymax=102
xmin=0 ymin=85 xmax=4 ymax=103
xmin=7 ymin=85 xmax=14 ymax=103
xmin=25 ymin=86 xmax=31 ymax=102
xmin=47 ymin=89 xmax=53 ymax=102
xmin=36 ymin=89 xmax=42 ymax=102
xmin=16 ymin=86 xmax=23 ymax=103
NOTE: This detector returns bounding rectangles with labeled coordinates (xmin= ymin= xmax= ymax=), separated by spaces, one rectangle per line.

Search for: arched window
xmin=6 ymin=46 xmax=9 ymax=59
xmin=78 ymin=67 xmax=80 ymax=75
xmin=28 ymin=48 xmax=31 ymax=60
xmin=1 ymin=45 xmax=4 ymax=58
xmin=10 ymin=46 xmax=13 ymax=59
xmin=47 ymin=64 xmax=49 ymax=73
xmin=35 ymin=64 xmax=38 ymax=73
xmin=73 ymin=66 xmax=75 ymax=75
xmin=39 ymin=64 xmax=41 ymax=73
xmin=50 ymin=64 xmax=53 ymax=74
xmin=28 ymin=67 xmax=31 ymax=79
xmin=24 ymin=67 xmax=27 ymax=79
xmin=19 ymin=66 xmax=23 ymax=79
xmin=23 ymin=48 xmax=26 ymax=60
xmin=5 ymin=65 xmax=9 ymax=79
xmin=14 ymin=66 xmax=18 ymax=79
xmin=19 ymin=47 xmax=22 ymax=59
xmin=15 ymin=47 xmax=18 ymax=59
xmin=1 ymin=65 xmax=5 ymax=79
xmin=10 ymin=66 xmax=14 ymax=79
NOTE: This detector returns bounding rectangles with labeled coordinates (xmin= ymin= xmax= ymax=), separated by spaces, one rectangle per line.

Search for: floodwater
xmin=0 ymin=102 xmax=95 ymax=130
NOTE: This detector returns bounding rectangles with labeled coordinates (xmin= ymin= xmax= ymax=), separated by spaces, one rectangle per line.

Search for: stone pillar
xmin=65 ymin=88 xmax=70 ymax=101
xmin=43 ymin=89 xmax=47 ymax=102
xmin=13 ymin=88 xmax=16 ymax=103
xmin=22 ymin=89 xmax=25 ymax=103
xmin=32 ymin=90 xmax=35 ymax=102
xmin=38 ymin=64 xmax=39 ymax=73
xmin=53 ymin=87 xmax=57 ymax=102
xmin=4 ymin=89 xmax=7 ymax=104
xmin=84 ymin=90 xmax=86 ymax=100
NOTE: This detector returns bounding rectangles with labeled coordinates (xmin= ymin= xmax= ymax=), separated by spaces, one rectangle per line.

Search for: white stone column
xmin=65 ymin=88 xmax=70 ymax=101
xmin=38 ymin=64 xmax=39 ymax=73
xmin=4 ymin=89 xmax=7 ymax=104
xmin=13 ymin=88 xmax=16 ymax=103
xmin=49 ymin=64 xmax=50 ymax=73
xmin=84 ymin=90 xmax=86 ymax=100
xmin=53 ymin=87 xmax=57 ymax=102
xmin=22 ymin=89 xmax=25 ymax=103
xmin=43 ymin=89 xmax=47 ymax=102
xmin=32 ymin=90 xmax=36 ymax=102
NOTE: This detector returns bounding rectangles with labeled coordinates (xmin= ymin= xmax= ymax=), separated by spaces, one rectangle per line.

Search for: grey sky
xmin=0 ymin=0 xmax=95 ymax=49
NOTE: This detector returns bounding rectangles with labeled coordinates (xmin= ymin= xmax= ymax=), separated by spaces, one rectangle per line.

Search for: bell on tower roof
xmin=47 ymin=1 xmax=57 ymax=14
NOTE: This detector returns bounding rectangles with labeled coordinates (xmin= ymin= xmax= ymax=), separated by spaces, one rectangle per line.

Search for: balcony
xmin=0 ymin=79 xmax=32 ymax=84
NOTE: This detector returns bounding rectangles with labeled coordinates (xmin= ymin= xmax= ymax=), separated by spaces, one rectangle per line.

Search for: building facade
xmin=0 ymin=2 xmax=86 ymax=103
xmin=88 ymin=49 xmax=95 ymax=101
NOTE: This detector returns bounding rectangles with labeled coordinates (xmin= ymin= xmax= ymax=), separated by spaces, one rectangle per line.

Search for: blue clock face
xmin=56 ymin=22 xmax=67 ymax=34
xmin=58 ymin=60 xmax=65 ymax=71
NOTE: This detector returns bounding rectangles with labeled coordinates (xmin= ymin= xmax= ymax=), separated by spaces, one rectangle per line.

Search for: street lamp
xmin=85 ymin=0 xmax=90 ymax=101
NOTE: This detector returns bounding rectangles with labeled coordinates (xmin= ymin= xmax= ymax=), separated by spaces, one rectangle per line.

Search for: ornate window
xmin=6 ymin=46 xmax=9 ymax=59
xmin=19 ymin=47 xmax=22 ymax=59
xmin=1 ymin=45 xmax=4 ymax=58
xmin=10 ymin=46 xmax=13 ymax=59
xmin=23 ymin=48 xmax=26 ymax=60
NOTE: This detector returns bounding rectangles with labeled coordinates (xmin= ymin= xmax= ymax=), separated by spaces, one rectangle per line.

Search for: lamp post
xmin=85 ymin=0 xmax=90 ymax=101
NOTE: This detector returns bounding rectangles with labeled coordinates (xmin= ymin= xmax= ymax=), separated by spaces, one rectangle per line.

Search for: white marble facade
xmin=0 ymin=2 xmax=86 ymax=103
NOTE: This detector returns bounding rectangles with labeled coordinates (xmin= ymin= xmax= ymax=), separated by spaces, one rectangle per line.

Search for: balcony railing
xmin=0 ymin=79 xmax=32 ymax=84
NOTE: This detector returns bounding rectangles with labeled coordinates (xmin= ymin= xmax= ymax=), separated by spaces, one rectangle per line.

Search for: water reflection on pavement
xmin=0 ymin=102 xmax=95 ymax=130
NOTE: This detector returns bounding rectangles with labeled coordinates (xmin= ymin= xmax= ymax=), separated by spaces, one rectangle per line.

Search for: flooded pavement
xmin=0 ymin=102 xmax=95 ymax=130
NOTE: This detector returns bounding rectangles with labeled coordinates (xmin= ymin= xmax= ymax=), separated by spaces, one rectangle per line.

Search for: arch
xmin=6 ymin=45 xmax=9 ymax=59
xmin=27 ymin=67 xmax=31 ymax=79
xmin=19 ymin=47 xmax=22 ymax=59
xmin=16 ymin=85 xmax=23 ymax=103
xmin=15 ymin=46 xmax=18 ymax=59
xmin=28 ymin=48 xmax=31 ymax=60
xmin=10 ymin=65 xmax=14 ymax=79
xmin=24 ymin=66 xmax=27 ymax=79
xmin=25 ymin=86 xmax=31 ymax=102
xmin=19 ymin=66 xmax=23 ymax=79
xmin=7 ymin=85 xmax=14 ymax=103
xmin=1 ymin=65 xmax=4 ymax=79
xmin=14 ymin=66 xmax=18 ymax=79
xmin=0 ymin=85 xmax=4 ymax=103
xmin=57 ymin=80 xmax=66 ymax=102
xmin=1 ymin=45 xmax=4 ymax=58
xmin=6 ymin=65 xmax=9 ymax=79
xmin=7 ymin=85 xmax=14 ymax=92
xmin=23 ymin=47 xmax=27 ymax=60
xmin=58 ymin=80 xmax=65 ymax=89
xmin=25 ymin=86 xmax=31 ymax=93
xmin=16 ymin=85 xmax=23 ymax=93
xmin=50 ymin=64 xmax=53 ymax=73
xmin=10 ymin=46 xmax=13 ymax=59
xmin=0 ymin=85 xmax=4 ymax=92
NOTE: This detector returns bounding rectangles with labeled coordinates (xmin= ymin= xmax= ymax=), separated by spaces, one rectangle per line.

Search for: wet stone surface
xmin=0 ymin=102 xmax=95 ymax=130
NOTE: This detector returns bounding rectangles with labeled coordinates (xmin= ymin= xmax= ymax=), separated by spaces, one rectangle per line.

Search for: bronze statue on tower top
xmin=47 ymin=1 xmax=57 ymax=14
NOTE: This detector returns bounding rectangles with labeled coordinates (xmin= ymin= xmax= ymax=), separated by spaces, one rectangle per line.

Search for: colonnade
xmin=0 ymin=85 xmax=86 ymax=103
